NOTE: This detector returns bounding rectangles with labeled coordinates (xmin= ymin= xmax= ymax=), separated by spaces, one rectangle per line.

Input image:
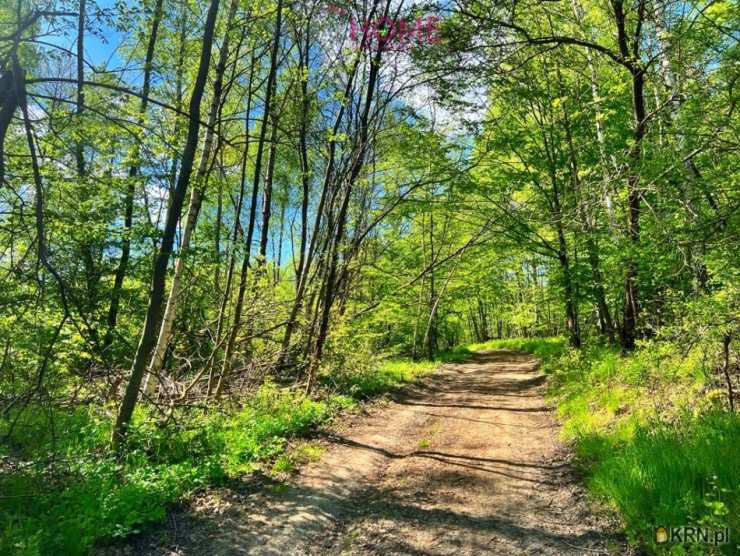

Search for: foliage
xmin=0 ymin=0 xmax=737 ymax=552
xmin=321 ymin=357 xmax=439 ymax=400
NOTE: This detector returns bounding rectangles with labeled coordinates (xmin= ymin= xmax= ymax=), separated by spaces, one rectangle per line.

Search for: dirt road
xmin=134 ymin=350 xmax=623 ymax=555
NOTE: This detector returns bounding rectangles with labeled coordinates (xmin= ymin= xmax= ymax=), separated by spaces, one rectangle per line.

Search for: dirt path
xmin=130 ymin=350 xmax=623 ymax=555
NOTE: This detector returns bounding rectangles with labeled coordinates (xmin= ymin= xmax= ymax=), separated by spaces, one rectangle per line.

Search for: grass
xmin=1 ymin=356 xmax=444 ymax=555
xmin=0 ymin=382 xmax=343 ymax=555
xmin=470 ymin=337 xmax=739 ymax=554
xmin=320 ymin=356 xmax=442 ymax=399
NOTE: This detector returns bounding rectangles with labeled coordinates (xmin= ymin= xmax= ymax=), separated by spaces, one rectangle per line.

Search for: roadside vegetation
xmin=0 ymin=359 xmax=450 ymax=555
xmin=0 ymin=357 xmax=437 ymax=555
xmin=1 ymin=0 xmax=736 ymax=554
xmin=474 ymin=337 xmax=740 ymax=554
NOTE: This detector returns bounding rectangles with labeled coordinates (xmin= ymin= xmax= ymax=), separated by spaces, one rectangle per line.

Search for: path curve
xmin=129 ymin=350 xmax=623 ymax=555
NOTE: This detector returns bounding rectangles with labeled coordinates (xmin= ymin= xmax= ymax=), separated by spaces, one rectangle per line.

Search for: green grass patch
xmin=491 ymin=337 xmax=740 ymax=554
xmin=0 ymin=381 xmax=349 ymax=555
xmin=588 ymin=413 xmax=739 ymax=553
xmin=435 ymin=345 xmax=474 ymax=362
xmin=467 ymin=336 xmax=567 ymax=359
xmin=322 ymin=357 xmax=440 ymax=399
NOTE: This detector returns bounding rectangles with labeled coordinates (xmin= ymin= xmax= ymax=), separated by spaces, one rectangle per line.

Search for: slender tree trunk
xmin=167 ymin=4 xmax=188 ymax=198
xmin=614 ymin=0 xmax=647 ymax=350
xmin=274 ymin=201 xmax=285 ymax=284
xmin=215 ymin=170 xmax=223 ymax=291
xmin=571 ymin=0 xmax=618 ymax=227
xmin=296 ymin=25 xmax=311 ymax=284
xmin=305 ymin=8 xmax=388 ymax=391
xmin=426 ymin=210 xmax=436 ymax=360
xmin=258 ymin=119 xmax=278 ymax=264
xmin=215 ymin=0 xmax=284 ymax=394
xmin=205 ymin=52 xmax=256 ymax=395
xmin=75 ymin=0 xmax=86 ymax=177
xmin=111 ymin=0 xmax=221 ymax=450
xmin=146 ymin=0 xmax=239 ymax=389
xmin=721 ymin=334 xmax=734 ymax=412
xmin=411 ymin=212 xmax=427 ymax=360
xmin=548 ymin=180 xmax=580 ymax=346
xmin=556 ymin=62 xmax=614 ymax=342
xmin=549 ymin=154 xmax=581 ymax=348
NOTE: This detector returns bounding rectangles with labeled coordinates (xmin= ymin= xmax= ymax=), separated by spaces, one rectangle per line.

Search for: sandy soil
xmin=114 ymin=349 xmax=625 ymax=555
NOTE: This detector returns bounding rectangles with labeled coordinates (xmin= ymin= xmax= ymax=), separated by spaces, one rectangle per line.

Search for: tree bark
xmin=111 ymin=0 xmax=221 ymax=450
xmin=614 ymin=0 xmax=646 ymax=350
xmin=555 ymin=61 xmax=614 ymax=342
xmin=305 ymin=5 xmax=387 ymax=391
xmin=215 ymin=0 xmax=284 ymax=395
xmin=145 ymin=0 xmax=239 ymax=389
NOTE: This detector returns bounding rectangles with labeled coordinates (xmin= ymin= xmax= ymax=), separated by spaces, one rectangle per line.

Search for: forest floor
xmin=113 ymin=350 xmax=626 ymax=555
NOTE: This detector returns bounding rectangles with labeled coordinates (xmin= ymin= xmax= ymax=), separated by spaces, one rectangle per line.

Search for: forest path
xmin=136 ymin=350 xmax=623 ymax=555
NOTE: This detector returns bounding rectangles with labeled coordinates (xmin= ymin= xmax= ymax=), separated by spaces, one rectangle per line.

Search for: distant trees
xmin=401 ymin=0 xmax=737 ymax=351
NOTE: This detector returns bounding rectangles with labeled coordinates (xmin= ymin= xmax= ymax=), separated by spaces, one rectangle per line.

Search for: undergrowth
xmin=473 ymin=337 xmax=739 ymax=554
xmin=0 ymin=357 xmax=440 ymax=555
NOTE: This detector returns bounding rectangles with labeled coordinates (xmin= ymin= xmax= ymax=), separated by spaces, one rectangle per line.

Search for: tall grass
xmin=321 ymin=357 xmax=440 ymax=399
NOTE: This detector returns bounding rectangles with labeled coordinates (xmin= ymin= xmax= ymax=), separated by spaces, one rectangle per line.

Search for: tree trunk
xmin=145 ymin=0 xmax=239 ymax=389
xmin=258 ymin=119 xmax=279 ymax=264
xmin=556 ymin=61 xmax=614 ymax=342
xmin=215 ymin=0 xmax=283 ymax=395
xmin=305 ymin=14 xmax=387 ymax=392
xmin=75 ymin=0 xmax=86 ymax=177
xmin=571 ymin=0 xmax=618 ymax=228
xmin=277 ymin=16 xmax=367 ymax=368
xmin=111 ymin=0 xmax=221 ymax=450
xmin=205 ymin=52 xmax=256 ymax=395
xmin=613 ymin=0 xmax=647 ymax=350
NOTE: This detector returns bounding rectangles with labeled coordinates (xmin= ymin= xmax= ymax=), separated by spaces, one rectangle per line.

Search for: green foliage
xmin=589 ymin=414 xmax=739 ymax=554
xmin=321 ymin=357 xmax=440 ymax=399
xmin=0 ymin=0 xmax=737 ymax=552
xmin=0 ymin=383 xmax=332 ymax=554
xmin=0 ymin=450 xmax=223 ymax=555
xmin=468 ymin=337 xmax=567 ymax=360
xmin=219 ymin=381 xmax=351 ymax=473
